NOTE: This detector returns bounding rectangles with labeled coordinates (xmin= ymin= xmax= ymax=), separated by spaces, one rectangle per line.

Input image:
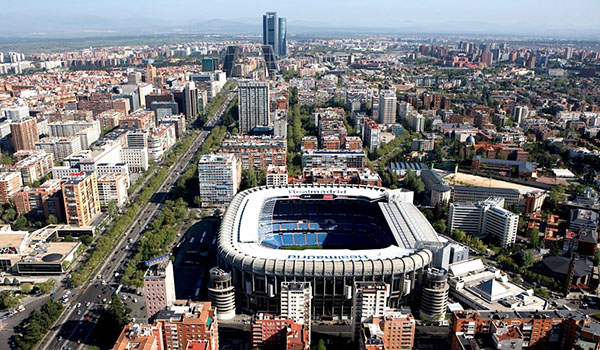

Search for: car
xmin=86 ymin=302 xmax=91 ymax=307
xmin=133 ymin=298 xmax=138 ymax=303
xmin=97 ymin=274 xmax=102 ymax=279
xmin=76 ymin=303 xmax=81 ymax=308
xmin=97 ymin=294 xmax=102 ymax=299
xmin=76 ymin=310 xmax=81 ymax=315
xmin=85 ymin=317 xmax=92 ymax=322
xmin=102 ymin=298 xmax=107 ymax=303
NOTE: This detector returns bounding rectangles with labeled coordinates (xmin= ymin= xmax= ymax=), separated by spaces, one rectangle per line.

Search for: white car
xmin=76 ymin=303 xmax=81 ymax=308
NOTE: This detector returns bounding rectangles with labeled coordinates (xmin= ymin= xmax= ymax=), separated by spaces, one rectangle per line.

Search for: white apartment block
xmin=198 ymin=154 xmax=241 ymax=208
xmin=97 ymin=172 xmax=129 ymax=208
xmin=352 ymin=282 xmax=388 ymax=341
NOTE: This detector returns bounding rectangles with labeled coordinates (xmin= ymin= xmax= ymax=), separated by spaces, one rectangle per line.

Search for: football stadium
xmin=217 ymin=184 xmax=447 ymax=319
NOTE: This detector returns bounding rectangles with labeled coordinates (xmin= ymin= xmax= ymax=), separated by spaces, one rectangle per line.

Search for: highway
xmin=36 ymin=90 xmax=237 ymax=350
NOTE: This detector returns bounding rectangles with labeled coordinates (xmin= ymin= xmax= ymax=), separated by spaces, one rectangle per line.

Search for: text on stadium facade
xmin=287 ymin=189 xmax=348 ymax=195
xmin=287 ymin=254 xmax=370 ymax=260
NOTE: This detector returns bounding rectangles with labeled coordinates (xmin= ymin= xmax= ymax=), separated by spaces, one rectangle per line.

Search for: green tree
xmin=317 ymin=339 xmax=327 ymax=350
xmin=402 ymin=169 xmax=425 ymax=194
xmin=0 ymin=290 xmax=20 ymax=309
xmin=47 ymin=214 xmax=58 ymax=225
xmin=522 ymin=250 xmax=534 ymax=268
xmin=94 ymin=296 xmax=132 ymax=347
xmin=14 ymin=215 xmax=28 ymax=229
xmin=20 ymin=282 xmax=33 ymax=294
xmin=35 ymin=279 xmax=56 ymax=294
xmin=63 ymin=235 xmax=74 ymax=242
xmin=454 ymin=229 xmax=467 ymax=242
xmin=193 ymin=195 xmax=202 ymax=208
xmin=80 ymin=235 xmax=93 ymax=246
xmin=594 ymin=250 xmax=600 ymax=267
xmin=528 ymin=227 xmax=540 ymax=249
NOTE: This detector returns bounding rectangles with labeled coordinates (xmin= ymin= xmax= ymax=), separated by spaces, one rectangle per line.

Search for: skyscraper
xmin=197 ymin=154 xmax=241 ymax=208
xmin=184 ymin=81 xmax=199 ymax=118
xmin=222 ymin=46 xmax=240 ymax=78
xmin=378 ymin=91 xmax=397 ymax=125
xmin=278 ymin=17 xmax=287 ymax=57
xmin=238 ymin=81 xmax=270 ymax=134
xmin=263 ymin=12 xmax=279 ymax=58
xmin=263 ymin=12 xmax=287 ymax=58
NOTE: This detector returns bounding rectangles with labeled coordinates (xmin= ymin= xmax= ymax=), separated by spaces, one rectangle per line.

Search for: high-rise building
xmin=96 ymin=173 xmax=129 ymax=208
xmin=4 ymin=105 xmax=30 ymax=121
xmin=143 ymin=259 xmax=176 ymax=319
xmin=222 ymin=46 xmax=240 ymax=78
xmin=261 ymin=45 xmax=279 ymax=72
xmin=512 ymin=105 xmax=529 ymax=125
xmin=278 ymin=17 xmax=287 ymax=57
xmin=238 ymin=81 xmax=270 ymax=134
xmin=197 ymin=154 xmax=240 ymax=208
xmin=207 ymin=267 xmax=236 ymax=320
xmin=263 ymin=12 xmax=279 ymax=58
xmin=406 ymin=112 xmax=424 ymax=132
xmin=448 ymin=197 xmax=518 ymax=248
xmin=362 ymin=119 xmax=381 ymax=152
xmin=61 ymin=171 xmax=101 ymax=226
xmin=280 ymin=282 xmax=312 ymax=339
xmin=10 ymin=118 xmax=39 ymax=151
xmin=154 ymin=302 xmax=219 ymax=350
xmin=202 ymin=58 xmax=219 ymax=72
xmin=352 ymin=282 xmax=388 ymax=341
xmin=184 ymin=81 xmax=199 ymax=118
xmin=378 ymin=91 xmax=397 ymax=125
xmin=420 ymin=267 xmax=449 ymax=322
xmin=145 ymin=65 xmax=157 ymax=83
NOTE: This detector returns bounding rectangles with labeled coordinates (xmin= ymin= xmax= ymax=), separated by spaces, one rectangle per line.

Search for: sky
xmin=1 ymin=0 xmax=600 ymax=38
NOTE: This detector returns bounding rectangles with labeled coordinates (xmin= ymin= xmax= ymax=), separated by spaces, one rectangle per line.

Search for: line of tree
xmin=13 ymin=299 xmax=63 ymax=350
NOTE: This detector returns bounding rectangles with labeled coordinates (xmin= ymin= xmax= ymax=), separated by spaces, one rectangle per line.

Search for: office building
xmin=154 ymin=302 xmax=218 ymax=350
xmin=420 ymin=268 xmax=449 ymax=322
xmin=97 ymin=173 xmax=129 ymax=208
xmin=238 ymin=81 xmax=270 ymax=134
xmin=61 ymin=172 xmax=101 ymax=227
xmin=143 ymin=259 xmax=176 ymax=319
xmin=10 ymin=118 xmax=39 ymax=151
xmin=207 ymin=267 xmax=236 ymax=320
xmin=0 ymin=171 xmax=23 ymax=204
xmin=360 ymin=310 xmax=416 ymax=350
xmin=251 ymin=313 xmax=309 ymax=350
xmin=452 ymin=185 xmax=520 ymax=209
xmin=263 ymin=12 xmax=285 ymax=58
xmin=352 ymin=282 xmax=388 ymax=341
xmin=183 ymin=81 xmax=199 ymax=118
xmin=378 ymin=91 xmax=397 ymax=125
xmin=198 ymin=154 xmax=240 ymax=208
xmin=471 ymin=156 xmax=537 ymax=178
xmin=266 ymin=165 xmax=288 ymax=186
xmin=449 ymin=197 xmax=517 ymax=247
xmin=4 ymin=105 xmax=30 ymax=121
xmin=218 ymin=136 xmax=286 ymax=170
xmin=280 ymin=282 xmax=312 ymax=336
xmin=202 ymin=58 xmax=219 ymax=72
xmin=222 ymin=46 xmax=240 ymax=78
xmin=569 ymin=209 xmax=599 ymax=232
xmin=483 ymin=205 xmax=519 ymax=248
xmin=512 ymin=105 xmax=529 ymax=125
xmin=261 ymin=45 xmax=280 ymax=72
xmin=120 ymin=147 xmax=149 ymax=172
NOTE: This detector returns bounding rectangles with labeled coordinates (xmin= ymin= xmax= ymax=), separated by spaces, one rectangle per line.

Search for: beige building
xmin=61 ymin=172 xmax=101 ymax=226
xmin=0 ymin=172 xmax=23 ymax=204
xmin=97 ymin=173 xmax=129 ymax=208
xmin=10 ymin=118 xmax=39 ymax=151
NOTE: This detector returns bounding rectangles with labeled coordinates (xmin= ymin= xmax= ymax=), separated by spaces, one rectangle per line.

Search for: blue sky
xmin=2 ymin=0 xmax=599 ymax=38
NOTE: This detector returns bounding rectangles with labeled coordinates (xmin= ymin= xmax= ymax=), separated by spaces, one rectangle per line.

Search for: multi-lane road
xmin=35 ymin=90 xmax=237 ymax=350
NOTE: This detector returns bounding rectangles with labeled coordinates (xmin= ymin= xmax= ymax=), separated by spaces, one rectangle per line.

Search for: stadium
xmin=217 ymin=184 xmax=446 ymax=320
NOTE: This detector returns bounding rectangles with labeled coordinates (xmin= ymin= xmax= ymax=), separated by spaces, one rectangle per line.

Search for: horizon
xmin=1 ymin=0 xmax=600 ymax=40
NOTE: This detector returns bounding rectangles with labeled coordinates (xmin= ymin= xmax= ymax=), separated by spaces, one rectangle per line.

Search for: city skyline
xmin=0 ymin=0 xmax=599 ymax=39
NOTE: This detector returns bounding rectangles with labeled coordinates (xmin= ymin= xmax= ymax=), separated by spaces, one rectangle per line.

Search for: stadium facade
xmin=217 ymin=184 xmax=448 ymax=320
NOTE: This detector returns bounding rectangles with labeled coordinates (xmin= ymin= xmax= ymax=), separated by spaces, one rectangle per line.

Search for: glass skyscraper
xmin=262 ymin=12 xmax=287 ymax=58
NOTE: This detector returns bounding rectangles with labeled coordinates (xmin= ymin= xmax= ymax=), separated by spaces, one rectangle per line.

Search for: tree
xmin=94 ymin=296 xmax=131 ymax=347
xmin=35 ymin=279 xmax=56 ymax=294
xmin=522 ymin=250 xmax=534 ymax=268
xmin=594 ymin=250 xmax=600 ymax=267
xmin=193 ymin=195 xmax=202 ymax=208
xmin=63 ymin=235 xmax=74 ymax=242
xmin=317 ymin=339 xmax=327 ymax=350
xmin=454 ymin=229 xmax=467 ymax=242
xmin=80 ymin=235 xmax=93 ymax=246
xmin=20 ymin=282 xmax=33 ymax=294
xmin=47 ymin=214 xmax=58 ymax=225
xmin=0 ymin=290 xmax=20 ymax=309
xmin=528 ymin=227 xmax=540 ymax=249
xmin=14 ymin=214 xmax=28 ymax=229
xmin=402 ymin=169 xmax=425 ymax=194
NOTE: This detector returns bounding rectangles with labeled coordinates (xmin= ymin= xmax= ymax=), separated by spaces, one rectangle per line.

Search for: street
xmin=33 ymin=90 xmax=237 ymax=350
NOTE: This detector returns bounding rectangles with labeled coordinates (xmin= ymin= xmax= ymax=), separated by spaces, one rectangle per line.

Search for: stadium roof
xmin=228 ymin=185 xmax=444 ymax=261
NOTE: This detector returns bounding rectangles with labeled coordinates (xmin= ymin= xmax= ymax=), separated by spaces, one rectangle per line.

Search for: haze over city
xmin=1 ymin=0 xmax=600 ymax=39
